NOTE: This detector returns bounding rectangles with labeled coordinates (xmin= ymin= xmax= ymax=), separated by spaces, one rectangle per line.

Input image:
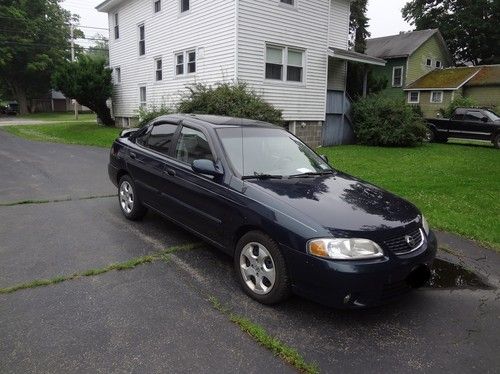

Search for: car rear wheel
xmin=493 ymin=133 xmax=500 ymax=149
xmin=118 ymin=175 xmax=147 ymax=220
xmin=234 ymin=231 xmax=291 ymax=304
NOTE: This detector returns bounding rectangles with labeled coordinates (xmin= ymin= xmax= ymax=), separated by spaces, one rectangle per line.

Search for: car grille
xmin=383 ymin=228 xmax=423 ymax=255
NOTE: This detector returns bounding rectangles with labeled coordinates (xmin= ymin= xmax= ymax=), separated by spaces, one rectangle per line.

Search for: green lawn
xmin=3 ymin=122 xmax=120 ymax=148
xmin=318 ymin=143 xmax=500 ymax=250
xmin=16 ymin=112 xmax=97 ymax=122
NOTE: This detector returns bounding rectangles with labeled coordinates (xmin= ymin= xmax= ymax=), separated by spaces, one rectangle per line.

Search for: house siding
xmin=415 ymin=90 xmax=456 ymax=118
xmin=237 ymin=0 xmax=336 ymax=122
xmin=407 ymin=35 xmax=451 ymax=85
xmin=463 ymin=86 xmax=500 ymax=112
xmin=371 ymin=57 xmax=407 ymax=98
xmin=329 ymin=0 xmax=350 ymax=50
xmin=108 ymin=0 xmax=236 ymax=118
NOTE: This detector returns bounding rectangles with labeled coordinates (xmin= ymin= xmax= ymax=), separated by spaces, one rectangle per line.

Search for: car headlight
xmin=422 ymin=215 xmax=430 ymax=235
xmin=308 ymin=238 xmax=384 ymax=260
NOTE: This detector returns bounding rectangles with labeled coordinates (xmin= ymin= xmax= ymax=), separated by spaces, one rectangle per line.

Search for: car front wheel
xmin=234 ymin=231 xmax=291 ymax=304
xmin=118 ymin=175 xmax=147 ymax=220
xmin=493 ymin=133 xmax=500 ymax=149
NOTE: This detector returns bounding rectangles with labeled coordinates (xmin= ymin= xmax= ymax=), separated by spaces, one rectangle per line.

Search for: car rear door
xmin=157 ymin=123 xmax=230 ymax=247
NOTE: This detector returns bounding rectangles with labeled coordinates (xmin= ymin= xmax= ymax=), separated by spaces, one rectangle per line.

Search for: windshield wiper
xmin=242 ymin=173 xmax=283 ymax=180
xmin=288 ymin=170 xmax=335 ymax=178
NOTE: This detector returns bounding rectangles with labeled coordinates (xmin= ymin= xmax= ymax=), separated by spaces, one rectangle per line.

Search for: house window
xmin=154 ymin=0 xmax=161 ymax=12
xmin=175 ymin=53 xmax=184 ymax=75
xmin=430 ymin=91 xmax=443 ymax=103
xmin=408 ymin=91 xmax=420 ymax=104
xmin=286 ymin=49 xmax=303 ymax=82
xmin=435 ymin=60 xmax=442 ymax=68
xmin=280 ymin=0 xmax=295 ymax=5
xmin=115 ymin=67 xmax=121 ymax=84
xmin=265 ymin=45 xmax=304 ymax=82
xmin=392 ymin=66 xmax=403 ymax=87
xmin=114 ymin=13 xmax=119 ymax=39
xmin=155 ymin=58 xmax=162 ymax=81
xmin=265 ymin=46 xmax=283 ymax=80
xmin=175 ymin=50 xmax=196 ymax=76
xmin=426 ymin=58 xmax=432 ymax=67
xmin=180 ymin=0 xmax=189 ymax=12
xmin=138 ymin=24 xmax=145 ymax=56
xmin=139 ymin=86 xmax=147 ymax=107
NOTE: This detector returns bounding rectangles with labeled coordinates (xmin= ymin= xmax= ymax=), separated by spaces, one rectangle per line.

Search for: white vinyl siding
xmin=328 ymin=0 xmax=350 ymax=49
xmin=237 ymin=0 xmax=332 ymax=121
xmin=107 ymin=0 xmax=236 ymax=117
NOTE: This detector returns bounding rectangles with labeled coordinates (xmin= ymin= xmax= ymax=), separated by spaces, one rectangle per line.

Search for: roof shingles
xmin=405 ymin=67 xmax=481 ymax=90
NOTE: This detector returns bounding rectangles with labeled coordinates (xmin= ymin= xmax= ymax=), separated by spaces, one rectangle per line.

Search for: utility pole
xmin=70 ymin=24 xmax=79 ymax=120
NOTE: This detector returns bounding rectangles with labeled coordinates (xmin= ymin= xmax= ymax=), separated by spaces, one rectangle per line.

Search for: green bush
xmin=352 ymin=94 xmax=427 ymax=147
xmin=440 ymin=96 xmax=478 ymax=118
xmin=137 ymin=103 xmax=173 ymax=127
xmin=178 ymin=82 xmax=282 ymax=124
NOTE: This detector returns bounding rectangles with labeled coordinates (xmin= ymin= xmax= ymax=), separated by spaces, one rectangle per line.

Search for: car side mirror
xmin=192 ymin=159 xmax=224 ymax=177
xmin=481 ymin=117 xmax=488 ymax=122
xmin=320 ymin=155 xmax=329 ymax=164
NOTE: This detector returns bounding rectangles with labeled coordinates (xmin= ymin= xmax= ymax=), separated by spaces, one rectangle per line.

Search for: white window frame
xmin=115 ymin=67 xmax=121 ymax=84
xmin=392 ymin=66 xmax=403 ymax=87
xmin=154 ymin=0 xmax=161 ymax=13
xmin=435 ymin=60 xmax=442 ymax=68
xmin=430 ymin=91 xmax=443 ymax=103
xmin=154 ymin=58 xmax=162 ymax=81
xmin=174 ymin=49 xmax=196 ymax=77
xmin=138 ymin=23 xmax=146 ymax=56
xmin=114 ymin=13 xmax=119 ymax=40
xmin=265 ymin=44 xmax=305 ymax=84
xmin=279 ymin=0 xmax=297 ymax=8
xmin=180 ymin=0 xmax=190 ymax=13
xmin=407 ymin=91 xmax=420 ymax=104
xmin=426 ymin=58 xmax=432 ymax=67
xmin=139 ymin=86 xmax=147 ymax=108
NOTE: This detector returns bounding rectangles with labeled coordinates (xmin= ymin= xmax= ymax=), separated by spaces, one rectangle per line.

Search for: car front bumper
xmin=284 ymin=230 xmax=438 ymax=308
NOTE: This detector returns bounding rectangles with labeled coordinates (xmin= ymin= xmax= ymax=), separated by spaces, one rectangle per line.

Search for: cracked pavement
xmin=1 ymin=130 xmax=499 ymax=373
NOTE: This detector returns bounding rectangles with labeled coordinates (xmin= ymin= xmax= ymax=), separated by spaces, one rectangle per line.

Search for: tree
xmin=86 ymin=34 xmax=109 ymax=63
xmin=402 ymin=0 xmax=500 ymax=65
xmin=52 ymin=56 xmax=114 ymax=126
xmin=349 ymin=0 xmax=370 ymax=53
xmin=0 ymin=0 xmax=78 ymax=114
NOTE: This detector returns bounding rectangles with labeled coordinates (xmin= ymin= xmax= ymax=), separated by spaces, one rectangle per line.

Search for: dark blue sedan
xmin=108 ymin=114 xmax=437 ymax=308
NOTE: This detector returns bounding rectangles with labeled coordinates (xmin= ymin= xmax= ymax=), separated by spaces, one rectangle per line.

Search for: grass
xmin=318 ymin=142 xmax=500 ymax=250
xmin=3 ymin=122 xmax=121 ymax=148
xmin=0 ymin=194 xmax=115 ymax=207
xmin=15 ymin=112 xmax=97 ymax=122
xmin=0 ymin=243 xmax=202 ymax=294
xmin=209 ymin=296 xmax=319 ymax=374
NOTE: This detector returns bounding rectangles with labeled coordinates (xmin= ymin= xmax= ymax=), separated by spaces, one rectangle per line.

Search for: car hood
xmin=246 ymin=172 xmax=420 ymax=234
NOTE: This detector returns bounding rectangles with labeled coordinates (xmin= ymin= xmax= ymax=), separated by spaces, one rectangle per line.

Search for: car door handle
xmin=165 ymin=168 xmax=176 ymax=176
xmin=130 ymin=152 xmax=137 ymax=160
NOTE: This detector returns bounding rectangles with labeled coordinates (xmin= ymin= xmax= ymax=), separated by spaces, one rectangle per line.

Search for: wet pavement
xmin=1 ymin=130 xmax=499 ymax=373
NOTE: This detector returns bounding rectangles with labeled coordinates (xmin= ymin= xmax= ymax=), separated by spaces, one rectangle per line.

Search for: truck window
xmin=464 ymin=111 xmax=484 ymax=122
xmin=451 ymin=114 xmax=463 ymax=121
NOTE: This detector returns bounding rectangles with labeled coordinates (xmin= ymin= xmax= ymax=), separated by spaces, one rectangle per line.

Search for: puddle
xmin=426 ymin=259 xmax=492 ymax=290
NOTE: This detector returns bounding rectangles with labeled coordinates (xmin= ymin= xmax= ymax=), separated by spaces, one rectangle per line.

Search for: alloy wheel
xmin=119 ymin=181 xmax=134 ymax=214
xmin=239 ymin=242 xmax=276 ymax=295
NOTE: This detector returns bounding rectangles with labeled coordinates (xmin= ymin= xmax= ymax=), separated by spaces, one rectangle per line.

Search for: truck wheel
xmin=494 ymin=134 xmax=500 ymax=149
xmin=425 ymin=129 xmax=435 ymax=143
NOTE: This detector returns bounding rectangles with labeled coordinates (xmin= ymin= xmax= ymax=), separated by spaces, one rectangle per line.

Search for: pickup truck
xmin=426 ymin=107 xmax=500 ymax=148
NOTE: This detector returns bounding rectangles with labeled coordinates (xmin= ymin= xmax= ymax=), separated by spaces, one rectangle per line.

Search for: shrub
xmin=352 ymin=94 xmax=427 ymax=147
xmin=440 ymin=95 xmax=478 ymax=118
xmin=137 ymin=103 xmax=173 ymax=127
xmin=178 ymin=82 xmax=282 ymax=124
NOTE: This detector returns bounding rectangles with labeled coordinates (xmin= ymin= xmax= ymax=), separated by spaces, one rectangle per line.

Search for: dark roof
xmin=366 ymin=29 xmax=444 ymax=59
xmin=157 ymin=114 xmax=280 ymax=128
xmin=328 ymin=47 xmax=386 ymax=66
xmin=404 ymin=65 xmax=500 ymax=90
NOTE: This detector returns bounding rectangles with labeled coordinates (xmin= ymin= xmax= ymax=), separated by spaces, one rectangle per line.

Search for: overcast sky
xmin=61 ymin=0 xmax=412 ymax=44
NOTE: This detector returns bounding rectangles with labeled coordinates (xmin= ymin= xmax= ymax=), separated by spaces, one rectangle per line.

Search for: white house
xmin=96 ymin=0 xmax=384 ymax=147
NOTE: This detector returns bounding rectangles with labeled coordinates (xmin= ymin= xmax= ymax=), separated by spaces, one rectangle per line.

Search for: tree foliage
xmin=52 ymin=56 xmax=114 ymax=126
xmin=402 ymin=0 xmax=500 ymax=65
xmin=178 ymin=82 xmax=283 ymax=125
xmin=0 ymin=0 xmax=79 ymax=114
xmin=352 ymin=94 xmax=427 ymax=147
xmin=349 ymin=0 xmax=370 ymax=53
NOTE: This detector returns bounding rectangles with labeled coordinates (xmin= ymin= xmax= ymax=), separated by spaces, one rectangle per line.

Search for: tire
xmin=118 ymin=175 xmax=147 ymax=220
xmin=234 ymin=231 xmax=291 ymax=305
xmin=493 ymin=133 xmax=500 ymax=149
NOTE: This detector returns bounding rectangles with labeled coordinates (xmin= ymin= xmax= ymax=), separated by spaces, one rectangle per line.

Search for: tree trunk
xmin=11 ymin=84 xmax=29 ymax=115
xmin=93 ymin=102 xmax=115 ymax=127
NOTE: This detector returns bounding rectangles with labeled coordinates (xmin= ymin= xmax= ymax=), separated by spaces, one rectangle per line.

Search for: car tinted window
xmin=146 ymin=123 xmax=178 ymax=154
xmin=464 ymin=111 xmax=484 ymax=122
xmin=175 ymin=127 xmax=214 ymax=164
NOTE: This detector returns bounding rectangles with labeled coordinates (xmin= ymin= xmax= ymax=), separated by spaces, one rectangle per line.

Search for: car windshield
xmin=485 ymin=110 xmax=499 ymax=121
xmin=216 ymin=127 xmax=332 ymax=178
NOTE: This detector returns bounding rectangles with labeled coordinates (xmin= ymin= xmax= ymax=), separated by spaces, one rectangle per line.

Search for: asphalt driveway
xmin=1 ymin=130 xmax=499 ymax=373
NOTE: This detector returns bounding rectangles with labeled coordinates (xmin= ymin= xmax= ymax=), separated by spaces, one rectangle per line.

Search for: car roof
xmin=154 ymin=114 xmax=282 ymax=129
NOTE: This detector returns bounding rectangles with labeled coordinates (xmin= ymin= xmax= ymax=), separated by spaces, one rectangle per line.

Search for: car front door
xmin=157 ymin=124 xmax=230 ymax=247
xmin=460 ymin=110 xmax=492 ymax=140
